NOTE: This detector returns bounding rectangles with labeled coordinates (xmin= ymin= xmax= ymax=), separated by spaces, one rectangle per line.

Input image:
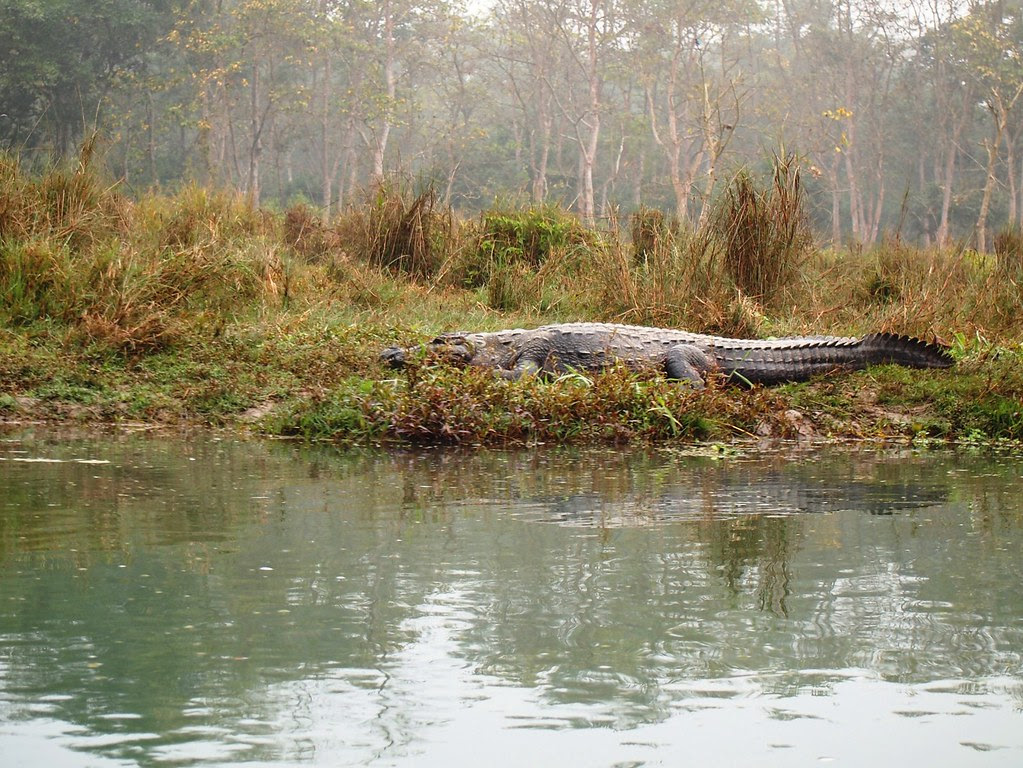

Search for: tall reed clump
xmin=149 ymin=183 xmax=269 ymax=250
xmin=1 ymin=141 xmax=127 ymax=328
xmin=93 ymin=186 xmax=292 ymax=351
xmin=337 ymin=180 xmax=448 ymax=281
xmin=994 ymin=226 xmax=1023 ymax=279
xmin=588 ymin=219 xmax=727 ymax=329
xmin=587 ymin=156 xmax=811 ymax=334
xmin=712 ymin=154 xmax=811 ymax=305
xmin=0 ymin=139 xmax=128 ymax=248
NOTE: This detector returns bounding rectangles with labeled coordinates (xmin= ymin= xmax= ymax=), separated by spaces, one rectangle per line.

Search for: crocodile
xmin=379 ymin=322 xmax=953 ymax=387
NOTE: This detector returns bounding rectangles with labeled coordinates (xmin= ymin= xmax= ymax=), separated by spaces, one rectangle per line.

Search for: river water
xmin=0 ymin=429 xmax=1021 ymax=767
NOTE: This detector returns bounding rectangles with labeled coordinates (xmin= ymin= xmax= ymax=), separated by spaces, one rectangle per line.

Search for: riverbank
xmin=2 ymin=152 xmax=1022 ymax=445
xmin=2 ymin=330 xmax=1020 ymax=446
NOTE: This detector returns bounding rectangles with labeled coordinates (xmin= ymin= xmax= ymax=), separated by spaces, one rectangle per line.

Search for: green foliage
xmin=479 ymin=206 xmax=589 ymax=268
xmin=0 ymin=151 xmax=288 ymax=351
xmin=876 ymin=355 xmax=1023 ymax=441
xmin=453 ymin=206 xmax=591 ymax=290
xmin=0 ymin=138 xmax=126 ymax=246
xmin=0 ymin=239 xmax=75 ymax=325
xmin=0 ymin=0 xmax=179 ymax=152
xmin=271 ymin=365 xmax=734 ymax=445
xmin=147 ymin=184 xmax=268 ymax=250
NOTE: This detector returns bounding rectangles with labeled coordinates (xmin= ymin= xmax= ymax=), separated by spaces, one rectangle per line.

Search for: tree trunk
xmin=844 ymin=152 xmax=863 ymax=242
xmin=695 ymin=77 xmax=728 ymax=230
xmin=321 ymin=57 xmax=332 ymax=221
xmin=575 ymin=0 xmax=602 ymax=223
xmin=198 ymin=91 xmax=212 ymax=186
xmin=534 ymin=110 xmax=552 ymax=203
xmin=936 ymin=82 xmax=974 ymax=245
xmin=977 ymin=130 xmax=1000 ymax=253
xmin=340 ymin=116 xmax=358 ymax=209
xmin=695 ymin=70 xmax=736 ymax=230
xmin=830 ymin=153 xmax=842 ymax=245
xmin=371 ymin=2 xmax=396 ymax=184
xmin=247 ymin=64 xmax=262 ymax=206
xmin=937 ymin=141 xmax=956 ymax=245
xmin=647 ymin=85 xmax=691 ymax=221
xmin=633 ymin=147 xmax=644 ymax=208
xmin=146 ymin=91 xmax=157 ymax=186
xmin=1007 ymin=137 xmax=1017 ymax=227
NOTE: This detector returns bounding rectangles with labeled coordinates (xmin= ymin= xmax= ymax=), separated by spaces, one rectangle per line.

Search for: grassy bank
xmin=2 ymin=148 xmax=1022 ymax=445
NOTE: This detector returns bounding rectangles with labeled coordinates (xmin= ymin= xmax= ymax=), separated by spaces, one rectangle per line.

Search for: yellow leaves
xmin=823 ymin=109 xmax=853 ymax=153
xmin=822 ymin=107 xmax=853 ymax=120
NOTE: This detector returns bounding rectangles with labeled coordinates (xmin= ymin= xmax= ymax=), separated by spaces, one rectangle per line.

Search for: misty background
xmin=1 ymin=0 xmax=1021 ymax=248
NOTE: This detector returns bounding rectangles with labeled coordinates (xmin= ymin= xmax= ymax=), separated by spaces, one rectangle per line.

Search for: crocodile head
xmin=380 ymin=333 xmax=477 ymax=369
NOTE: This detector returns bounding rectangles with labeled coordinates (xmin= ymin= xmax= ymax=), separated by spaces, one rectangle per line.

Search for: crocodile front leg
xmin=501 ymin=332 xmax=556 ymax=379
xmin=664 ymin=344 xmax=715 ymax=388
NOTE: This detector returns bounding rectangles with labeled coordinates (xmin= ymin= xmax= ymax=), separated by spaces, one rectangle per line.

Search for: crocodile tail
xmin=858 ymin=333 xmax=954 ymax=369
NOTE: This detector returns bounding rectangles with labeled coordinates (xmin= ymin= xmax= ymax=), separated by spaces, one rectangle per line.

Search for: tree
xmin=0 ymin=0 xmax=180 ymax=154
xmin=632 ymin=0 xmax=750 ymax=223
xmin=492 ymin=0 xmax=565 ymax=203
xmin=953 ymin=3 xmax=1023 ymax=250
xmin=540 ymin=0 xmax=623 ymax=222
xmin=173 ymin=0 xmax=319 ymax=204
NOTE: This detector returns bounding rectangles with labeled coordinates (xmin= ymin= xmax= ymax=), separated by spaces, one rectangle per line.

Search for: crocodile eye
xmin=432 ymin=334 xmax=466 ymax=345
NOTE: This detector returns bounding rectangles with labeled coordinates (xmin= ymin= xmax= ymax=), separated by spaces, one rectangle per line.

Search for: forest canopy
xmin=2 ymin=0 xmax=1022 ymax=248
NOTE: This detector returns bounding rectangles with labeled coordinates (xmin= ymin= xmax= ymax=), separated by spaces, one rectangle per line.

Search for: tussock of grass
xmin=0 ymin=137 xmax=129 ymax=247
xmin=1 ymin=151 xmax=290 ymax=352
xmin=333 ymin=181 xmax=450 ymax=280
xmin=712 ymin=154 xmax=810 ymax=305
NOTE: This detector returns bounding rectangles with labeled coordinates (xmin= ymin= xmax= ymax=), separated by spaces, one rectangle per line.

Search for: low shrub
xmin=449 ymin=205 xmax=592 ymax=291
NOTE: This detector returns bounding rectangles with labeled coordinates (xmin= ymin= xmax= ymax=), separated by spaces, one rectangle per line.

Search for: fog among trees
xmin=2 ymin=0 xmax=1022 ymax=247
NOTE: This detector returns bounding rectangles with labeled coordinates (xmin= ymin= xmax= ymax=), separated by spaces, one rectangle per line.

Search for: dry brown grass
xmin=4 ymin=147 xmax=1023 ymax=361
xmin=334 ymin=181 xmax=450 ymax=280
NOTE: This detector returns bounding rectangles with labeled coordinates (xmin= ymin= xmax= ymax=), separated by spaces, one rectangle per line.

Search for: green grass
xmin=2 ymin=146 xmax=1023 ymax=445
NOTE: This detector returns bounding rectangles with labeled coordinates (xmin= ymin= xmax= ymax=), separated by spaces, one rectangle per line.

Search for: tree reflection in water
xmin=1 ymin=432 xmax=1021 ymax=765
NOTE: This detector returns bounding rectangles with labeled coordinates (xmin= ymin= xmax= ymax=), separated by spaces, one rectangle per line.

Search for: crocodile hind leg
xmin=664 ymin=344 xmax=715 ymax=388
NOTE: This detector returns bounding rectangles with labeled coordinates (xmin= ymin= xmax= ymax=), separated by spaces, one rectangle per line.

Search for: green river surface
xmin=1 ymin=428 xmax=1022 ymax=767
